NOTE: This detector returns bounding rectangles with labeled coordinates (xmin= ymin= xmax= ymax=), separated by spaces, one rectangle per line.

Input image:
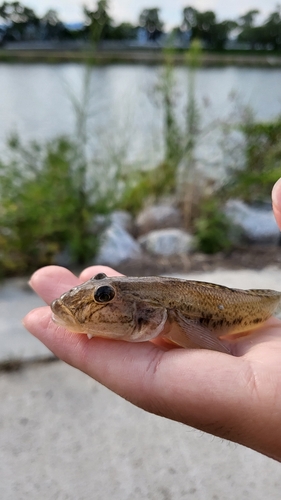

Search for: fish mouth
xmin=51 ymin=312 xmax=69 ymax=327
xmin=50 ymin=298 xmax=81 ymax=332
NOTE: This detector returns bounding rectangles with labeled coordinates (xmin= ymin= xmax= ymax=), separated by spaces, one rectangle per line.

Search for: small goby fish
xmin=51 ymin=273 xmax=281 ymax=355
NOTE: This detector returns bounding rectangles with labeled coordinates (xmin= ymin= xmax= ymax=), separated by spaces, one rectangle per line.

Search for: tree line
xmin=1 ymin=1 xmax=281 ymax=50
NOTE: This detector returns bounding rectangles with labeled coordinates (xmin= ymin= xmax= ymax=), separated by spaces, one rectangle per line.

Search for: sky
xmin=23 ymin=0 xmax=279 ymax=27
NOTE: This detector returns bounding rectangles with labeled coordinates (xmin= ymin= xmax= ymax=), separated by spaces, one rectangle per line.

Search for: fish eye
xmin=94 ymin=285 xmax=115 ymax=303
xmin=93 ymin=273 xmax=107 ymax=280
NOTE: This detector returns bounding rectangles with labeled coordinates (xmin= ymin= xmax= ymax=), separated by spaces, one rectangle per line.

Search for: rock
xmin=95 ymin=223 xmax=142 ymax=266
xmin=138 ymin=229 xmax=194 ymax=257
xmin=110 ymin=210 xmax=134 ymax=234
xmin=89 ymin=210 xmax=134 ymax=236
xmin=136 ymin=204 xmax=182 ymax=235
xmin=225 ymin=199 xmax=280 ymax=243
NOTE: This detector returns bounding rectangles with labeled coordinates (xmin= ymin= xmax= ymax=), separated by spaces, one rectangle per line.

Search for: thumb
xmin=272 ymin=178 xmax=281 ymax=230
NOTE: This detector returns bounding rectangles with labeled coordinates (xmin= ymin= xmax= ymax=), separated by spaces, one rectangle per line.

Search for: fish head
xmin=51 ymin=273 xmax=167 ymax=342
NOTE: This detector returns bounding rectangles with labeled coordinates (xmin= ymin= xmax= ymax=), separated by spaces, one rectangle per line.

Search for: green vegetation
xmin=157 ymin=47 xmax=184 ymax=166
xmin=0 ymin=135 xmax=100 ymax=275
xmin=1 ymin=105 xmax=281 ymax=276
xmin=0 ymin=2 xmax=72 ymax=43
xmin=1 ymin=1 xmax=281 ymax=51
xmin=194 ymin=199 xmax=232 ymax=254
xmin=139 ymin=8 xmax=164 ymax=41
xmin=179 ymin=7 xmax=237 ymax=50
xmin=237 ymin=8 xmax=281 ymax=50
xmin=225 ymin=118 xmax=281 ymax=202
xmin=0 ymin=131 xmax=181 ymax=276
xmin=118 ymin=161 xmax=178 ymax=215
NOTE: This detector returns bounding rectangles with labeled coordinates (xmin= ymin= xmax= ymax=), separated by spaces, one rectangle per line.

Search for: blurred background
xmin=0 ymin=0 xmax=281 ymax=276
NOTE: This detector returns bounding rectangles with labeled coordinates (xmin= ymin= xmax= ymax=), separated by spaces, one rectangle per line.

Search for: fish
xmin=50 ymin=272 xmax=281 ymax=355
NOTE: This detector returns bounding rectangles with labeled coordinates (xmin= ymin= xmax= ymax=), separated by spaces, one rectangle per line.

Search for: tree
xmin=237 ymin=9 xmax=261 ymax=49
xmin=238 ymin=7 xmax=281 ymax=49
xmin=0 ymin=1 xmax=37 ymax=24
xmin=139 ymin=8 xmax=164 ymax=41
xmin=182 ymin=7 xmax=216 ymax=43
xmin=84 ymin=0 xmax=112 ymax=42
xmin=181 ymin=7 xmax=236 ymax=49
xmin=210 ymin=20 xmax=237 ymax=50
xmin=182 ymin=6 xmax=197 ymax=30
xmin=41 ymin=9 xmax=68 ymax=40
xmin=111 ymin=22 xmax=137 ymax=40
xmin=0 ymin=1 xmax=39 ymax=40
xmin=237 ymin=26 xmax=257 ymax=48
xmin=238 ymin=9 xmax=260 ymax=27
xmin=263 ymin=7 xmax=281 ymax=49
xmin=196 ymin=10 xmax=216 ymax=45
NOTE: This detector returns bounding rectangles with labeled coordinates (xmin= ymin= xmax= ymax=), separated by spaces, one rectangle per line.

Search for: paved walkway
xmin=1 ymin=268 xmax=281 ymax=499
xmin=0 ymin=277 xmax=50 ymax=362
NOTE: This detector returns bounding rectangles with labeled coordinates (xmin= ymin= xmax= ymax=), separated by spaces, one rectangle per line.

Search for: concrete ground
xmin=1 ymin=267 xmax=281 ymax=499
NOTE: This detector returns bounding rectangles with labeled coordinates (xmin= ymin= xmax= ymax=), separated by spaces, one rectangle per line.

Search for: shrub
xmin=226 ymin=118 xmax=281 ymax=202
xmin=0 ymin=135 xmax=104 ymax=276
xmin=194 ymin=198 xmax=232 ymax=254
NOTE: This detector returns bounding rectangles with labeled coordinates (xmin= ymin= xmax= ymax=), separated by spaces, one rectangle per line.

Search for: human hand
xmin=23 ymin=181 xmax=281 ymax=462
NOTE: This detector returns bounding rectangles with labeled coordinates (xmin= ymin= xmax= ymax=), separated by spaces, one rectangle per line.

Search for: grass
xmin=1 ymin=48 xmax=281 ymax=66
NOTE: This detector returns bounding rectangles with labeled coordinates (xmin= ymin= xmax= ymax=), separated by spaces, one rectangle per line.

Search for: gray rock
xmin=110 ymin=210 xmax=134 ymax=234
xmin=89 ymin=210 xmax=134 ymax=236
xmin=136 ymin=204 xmax=182 ymax=235
xmin=139 ymin=228 xmax=194 ymax=256
xmin=225 ymin=199 xmax=280 ymax=243
xmin=95 ymin=223 xmax=142 ymax=266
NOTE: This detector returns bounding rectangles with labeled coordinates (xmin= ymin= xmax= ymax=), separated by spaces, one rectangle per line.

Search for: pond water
xmin=0 ymin=63 xmax=281 ymax=172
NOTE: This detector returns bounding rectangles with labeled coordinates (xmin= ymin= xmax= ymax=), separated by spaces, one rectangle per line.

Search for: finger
xmin=29 ymin=265 xmax=80 ymax=304
xmin=272 ymin=178 xmax=281 ymax=229
xmin=79 ymin=265 xmax=123 ymax=281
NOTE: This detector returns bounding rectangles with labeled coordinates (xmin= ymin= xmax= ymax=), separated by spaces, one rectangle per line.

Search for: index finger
xmin=79 ymin=265 xmax=123 ymax=282
xmin=29 ymin=265 xmax=122 ymax=305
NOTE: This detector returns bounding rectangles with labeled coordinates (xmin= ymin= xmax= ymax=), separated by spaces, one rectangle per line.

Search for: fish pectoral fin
xmin=171 ymin=311 xmax=231 ymax=354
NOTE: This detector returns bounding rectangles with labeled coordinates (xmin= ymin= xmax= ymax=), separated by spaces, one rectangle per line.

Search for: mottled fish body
xmin=51 ymin=273 xmax=281 ymax=355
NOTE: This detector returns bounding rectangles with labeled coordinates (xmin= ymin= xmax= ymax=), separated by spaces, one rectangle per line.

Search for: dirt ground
xmin=116 ymin=244 xmax=281 ymax=276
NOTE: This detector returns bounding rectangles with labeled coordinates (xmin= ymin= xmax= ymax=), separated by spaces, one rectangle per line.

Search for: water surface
xmin=0 ymin=63 xmax=280 ymax=168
